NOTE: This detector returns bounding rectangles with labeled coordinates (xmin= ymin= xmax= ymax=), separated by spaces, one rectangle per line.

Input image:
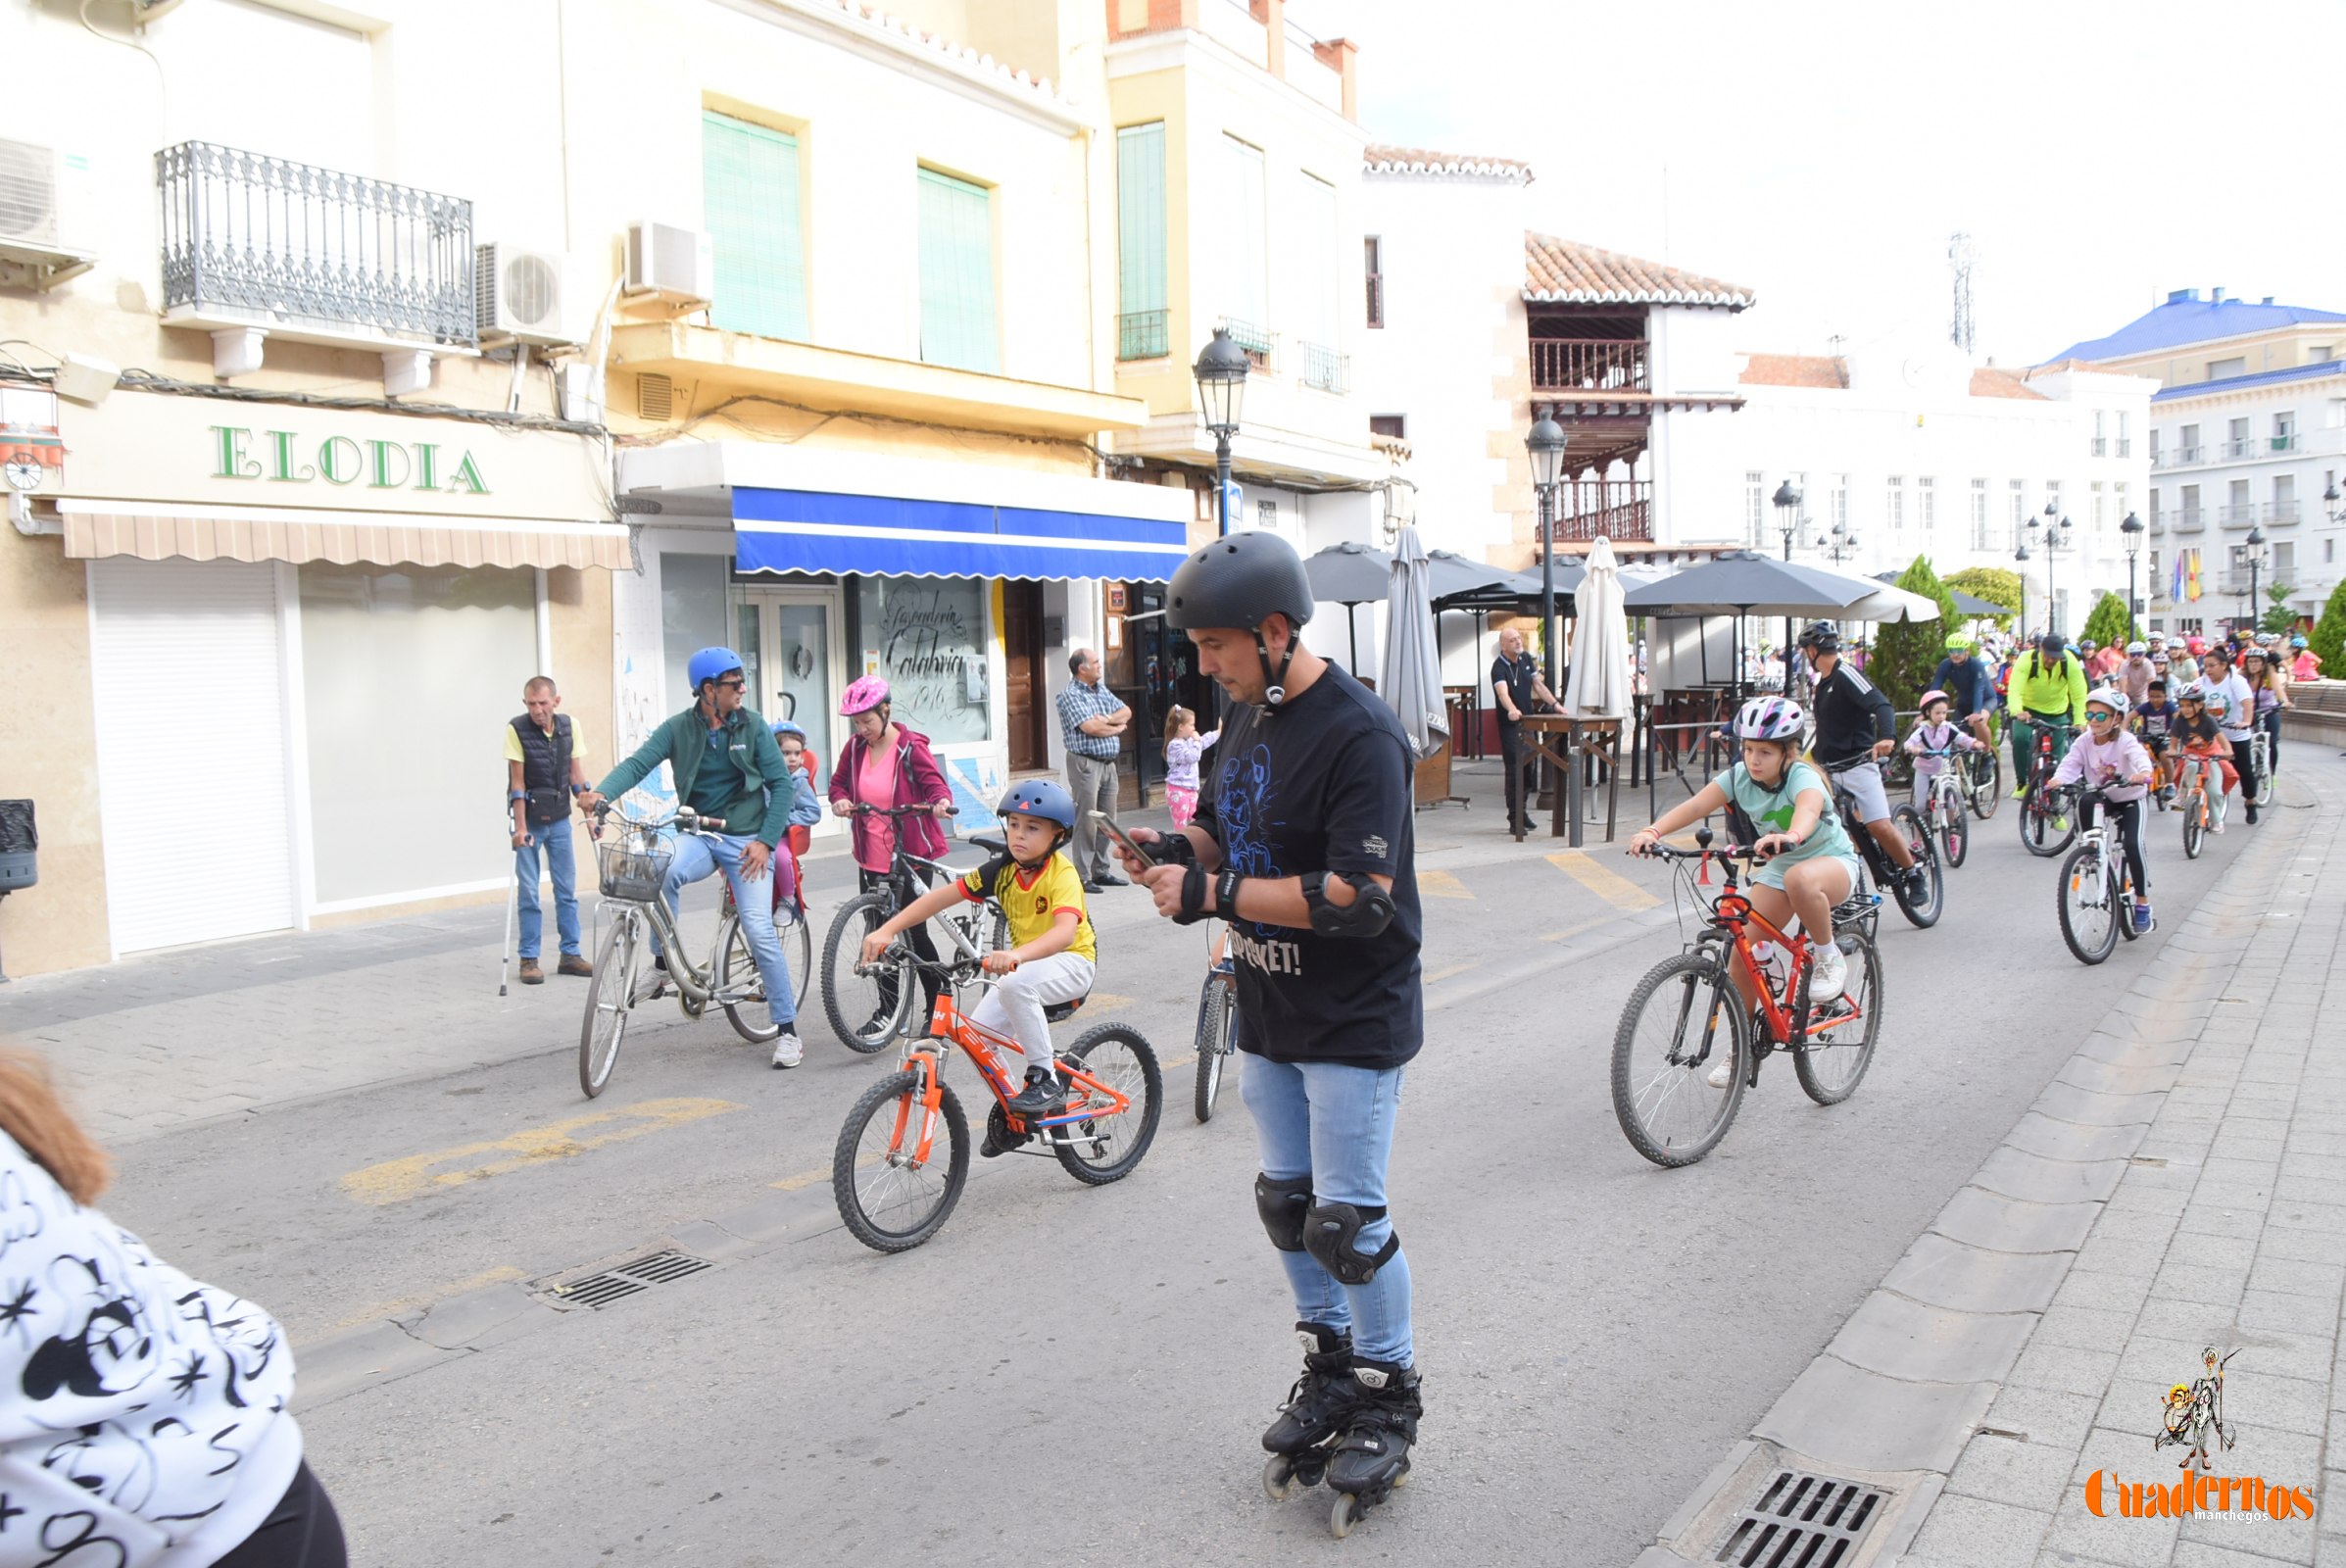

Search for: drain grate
xmin=552 ymin=1250 xmax=712 ymax=1308
xmin=1713 ymin=1468 xmax=1887 ymax=1568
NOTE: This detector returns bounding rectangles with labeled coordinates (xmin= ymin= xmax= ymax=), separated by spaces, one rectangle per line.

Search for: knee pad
xmin=1254 ymin=1174 xmax=1312 ymax=1252
xmin=1303 ymin=1200 xmax=1401 ymax=1287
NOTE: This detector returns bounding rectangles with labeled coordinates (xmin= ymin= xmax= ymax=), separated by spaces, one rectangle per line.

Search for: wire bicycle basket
xmin=597 ymin=830 xmax=672 ymax=902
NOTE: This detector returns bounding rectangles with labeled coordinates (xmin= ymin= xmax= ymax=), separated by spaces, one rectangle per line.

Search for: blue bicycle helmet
xmin=685 ymin=646 xmax=746 ymax=694
xmin=996 ymin=779 xmax=1077 ymax=832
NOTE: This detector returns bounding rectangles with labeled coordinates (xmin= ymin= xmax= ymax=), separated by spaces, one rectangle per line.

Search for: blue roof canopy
xmin=2042 ymin=292 xmax=2346 ymax=367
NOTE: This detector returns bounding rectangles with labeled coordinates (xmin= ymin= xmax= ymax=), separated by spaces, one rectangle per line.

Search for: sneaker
xmin=769 ymin=1030 xmax=804 ymax=1069
xmin=2051 ymin=813 xmax=2069 ymax=833
xmin=2212 ymin=819 xmax=2226 ymax=835
xmin=1901 ymin=865 xmax=1930 ymax=901
xmin=558 ymin=954 xmax=594 ymax=978
xmin=2160 ymin=785 xmax=2176 ymax=806
xmin=1004 ymin=1068 xmax=1066 ymax=1117
xmin=2132 ymin=903 xmax=2154 ymax=936
xmin=517 ymin=958 xmax=544 ymax=985
xmin=1707 ymin=1055 xmax=1736 ymax=1090
xmin=1810 ymin=941 xmax=1849 ymax=1004
xmin=2246 ymin=801 xmax=2259 ymax=825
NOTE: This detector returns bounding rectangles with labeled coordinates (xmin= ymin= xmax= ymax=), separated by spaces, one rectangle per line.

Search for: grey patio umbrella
xmin=1873 ymin=571 xmax=2013 ymax=617
xmin=1304 ymin=540 xmax=1393 ymax=670
xmin=1381 ymin=524 xmax=1448 ymax=760
xmin=1624 ymin=551 xmax=1879 ymax=618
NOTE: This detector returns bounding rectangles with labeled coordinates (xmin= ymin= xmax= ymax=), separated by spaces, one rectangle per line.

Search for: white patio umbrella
xmin=1380 ymin=523 xmax=1448 ymax=760
xmin=1563 ymin=536 xmax=1632 ymax=717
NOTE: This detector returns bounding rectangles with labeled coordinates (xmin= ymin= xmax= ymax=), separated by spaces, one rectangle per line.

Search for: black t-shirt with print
xmin=1491 ymin=653 xmax=1540 ymax=725
xmin=1194 ymin=662 xmax=1424 ymax=1069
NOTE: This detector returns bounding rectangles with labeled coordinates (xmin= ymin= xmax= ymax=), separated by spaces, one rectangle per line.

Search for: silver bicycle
xmin=2056 ymin=784 xmax=2152 ymax=965
xmin=1913 ymin=749 xmax=1973 ymax=869
xmin=2246 ymin=727 xmax=2273 ymax=802
xmin=576 ymin=808 xmax=813 ymax=1098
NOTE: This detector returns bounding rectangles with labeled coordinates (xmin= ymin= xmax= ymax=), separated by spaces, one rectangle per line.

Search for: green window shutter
xmin=702 ymin=112 xmax=808 ymax=342
xmin=1116 ymin=122 xmax=1166 ymax=358
xmin=916 ymin=169 xmax=998 ymax=374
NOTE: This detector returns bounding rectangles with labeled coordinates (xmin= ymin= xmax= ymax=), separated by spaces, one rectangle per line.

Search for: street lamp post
xmin=1527 ymin=410 xmax=1568 ymax=695
xmin=1773 ymin=479 xmax=1803 ymax=697
xmin=2325 ymin=480 xmax=2345 ymax=526
xmin=2028 ymin=507 xmax=2075 ymax=635
xmin=2014 ymin=541 xmax=2031 ymax=640
xmin=1193 ymin=327 xmax=1249 ymax=537
xmin=1822 ymin=519 xmax=1860 ymax=566
xmin=2120 ymin=511 xmax=2145 ymax=644
xmin=2244 ymin=525 xmax=2268 ymax=634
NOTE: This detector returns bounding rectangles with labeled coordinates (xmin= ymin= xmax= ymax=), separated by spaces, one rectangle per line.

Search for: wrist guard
xmin=1300 ymin=870 xmax=1397 ymax=939
xmin=1171 ymin=863 xmax=1212 ymax=925
xmin=1153 ymin=830 xmax=1197 ymax=867
xmin=1216 ymin=868 xmax=1245 ymax=918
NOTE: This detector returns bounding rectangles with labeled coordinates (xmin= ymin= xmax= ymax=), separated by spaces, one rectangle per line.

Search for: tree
xmin=1870 ymin=555 xmax=1960 ymax=713
xmin=1942 ymin=566 xmax=2023 ymax=630
xmin=2260 ymin=582 xmax=2298 ymax=636
xmin=2080 ymin=590 xmax=2132 ymax=651
xmin=2311 ymin=579 xmax=2346 ymax=673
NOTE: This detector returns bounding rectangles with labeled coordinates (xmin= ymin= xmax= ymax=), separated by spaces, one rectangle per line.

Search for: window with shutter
xmin=702 ymin=113 xmax=808 ymax=342
xmin=1364 ymin=236 xmax=1384 ymax=328
xmin=917 ymin=168 xmax=999 ymax=373
xmin=1115 ymin=123 xmax=1167 ymax=360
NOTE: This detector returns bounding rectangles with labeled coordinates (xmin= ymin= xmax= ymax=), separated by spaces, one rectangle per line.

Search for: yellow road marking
xmin=1418 ymin=868 xmax=1475 ymax=900
xmin=324 ymin=1265 xmax=527 ymax=1334
xmin=1546 ymin=851 xmax=1661 ymax=912
xmin=1423 ymin=958 xmax=1484 ymax=984
xmin=1538 ymin=916 xmax=1613 ymax=944
xmin=340 ymin=1098 xmax=741 ymax=1205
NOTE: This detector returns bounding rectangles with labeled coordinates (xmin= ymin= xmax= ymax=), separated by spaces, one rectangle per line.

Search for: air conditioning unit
xmin=0 ymin=138 xmax=94 ymax=291
xmin=624 ymin=221 xmax=712 ymax=308
xmin=474 ymin=242 xmax=571 ymax=345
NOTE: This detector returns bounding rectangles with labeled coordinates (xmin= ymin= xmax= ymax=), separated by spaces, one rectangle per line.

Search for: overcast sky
xmin=1287 ymin=0 xmax=2346 ymax=367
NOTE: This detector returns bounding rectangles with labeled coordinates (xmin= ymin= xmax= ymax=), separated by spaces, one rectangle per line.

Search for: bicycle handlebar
xmin=851 ymin=802 xmax=958 ymax=818
xmin=592 ymin=804 xmax=729 ymax=835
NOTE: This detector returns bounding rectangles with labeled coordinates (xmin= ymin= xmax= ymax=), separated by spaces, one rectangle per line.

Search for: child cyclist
xmin=1630 ymin=696 xmax=1864 ymax=1087
xmin=1902 ymin=688 xmax=1986 ymax=810
xmin=2171 ymin=681 xmax=2238 ymax=832
xmin=859 ymin=779 xmax=1096 ymax=1118
xmin=2133 ymin=679 xmax=2181 ymax=805
xmin=2051 ymin=690 xmax=2157 ymax=934
xmin=1162 ymin=705 xmax=1221 ymax=831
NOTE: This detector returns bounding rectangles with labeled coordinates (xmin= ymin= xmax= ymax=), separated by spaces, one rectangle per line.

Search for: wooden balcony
xmin=1532 ymin=338 xmax=1649 ymax=395
xmin=1545 ymin=479 xmax=1652 ymax=543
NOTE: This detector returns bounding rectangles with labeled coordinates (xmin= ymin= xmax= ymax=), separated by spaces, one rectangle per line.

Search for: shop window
xmin=300 ymin=564 xmax=535 ymax=906
xmin=855 ymin=576 xmax=993 ymax=743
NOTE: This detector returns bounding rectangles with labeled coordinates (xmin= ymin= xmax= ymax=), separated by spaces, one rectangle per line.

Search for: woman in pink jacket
xmin=2051 ymin=688 xmax=2157 ymax=934
xmin=828 ymin=677 xmax=956 ymax=1015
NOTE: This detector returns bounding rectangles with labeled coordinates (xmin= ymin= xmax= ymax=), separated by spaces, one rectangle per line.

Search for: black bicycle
xmin=817 ymin=804 xmax=1006 ymax=1053
xmin=2015 ymin=720 xmax=2079 ymax=858
xmin=1824 ymin=760 xmax=1942 ymax=935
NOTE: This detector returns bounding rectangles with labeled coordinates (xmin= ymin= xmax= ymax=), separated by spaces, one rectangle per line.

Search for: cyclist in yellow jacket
xmin=2007 ymin=632 xmax=2089 ymax=798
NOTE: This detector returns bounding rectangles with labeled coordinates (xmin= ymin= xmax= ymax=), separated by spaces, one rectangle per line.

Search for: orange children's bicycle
xmin=831 ymin=940 xmax=1163 ymax=1252
xmin=1611 ymin=829 xmax=1883 ymax=1167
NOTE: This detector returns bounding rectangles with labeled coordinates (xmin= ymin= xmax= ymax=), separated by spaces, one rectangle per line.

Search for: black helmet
xmin=2038 ymin=632 xmax=2067 ymax=658
xmin=1796 ymin=620 xmax=1840 ymax=654
xmin=1166 ymin=531 xmax=1314 ymax=633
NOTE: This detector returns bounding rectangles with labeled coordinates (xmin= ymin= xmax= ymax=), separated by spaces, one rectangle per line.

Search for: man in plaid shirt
xmin=1057 ymin=647 xmax=1131 ymax=889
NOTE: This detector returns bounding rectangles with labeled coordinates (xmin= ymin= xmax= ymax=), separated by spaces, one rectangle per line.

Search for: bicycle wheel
xmin=1938 ymin=792 xmax=1969 ymax=868
xmin=1889 ymin=805 xmax=1943 ymax=928
xmin=2182 ymin=787 xmax=2207 ymax=858
xmin=2117 ymin=868 xmax=2144 ymax=944
xmin=1193 ymin=973 xmax=1236 ymax=1123
xmin=577 ymin=912 xmax=639 ymax=1100
xmin=820 ymin=892 xmax=916 ymax=1054
xmin=1054 ymin=1023 xmax=1163 ymax=1184
xmin=715 ymin=913 xmax=783 ymax=1045
xmin=1611 ymin=953 xmax=1746 ymax=1168
xmin=2056 ymin=844 xmax=2120 ymax=965
xmin=833 ymin=1067 xmax=969 ymax=1252
xmin=1794 ymin=933 xmax=1882 ymax=1105
xmin=1968 ymin=749 xmax=2001 ymax=819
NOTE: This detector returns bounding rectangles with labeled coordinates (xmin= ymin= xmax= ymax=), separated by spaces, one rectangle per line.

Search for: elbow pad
xmin=1301 ymin=871 xmax=1396 ymax=939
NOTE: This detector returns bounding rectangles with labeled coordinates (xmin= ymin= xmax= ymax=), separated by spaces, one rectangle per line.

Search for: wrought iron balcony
xmin=2219 ymin=502 xmax=2259 ymax=528
xmin=2171 ymin=507 xmax=2206 ymax=533
xmin=2268 ymin=498 xmax=2303 ymax=525
xmin=1219 ymin=318 xmax=1277 ymax=369
xmin=157 ymin=140 xmax=476 ymax=350
xmin=1116 ymin=309 xmax=1168 ymax=362
xmin=2091 ymin=436 xmax=2107 ymax=457
xmin=1531 ymin=337 xmax=1649 ymax=395
xmin=1298 ymin=342 xmax=1348 ymax=395
xmin=1545 ymin=478 xmax=1652 ymax=543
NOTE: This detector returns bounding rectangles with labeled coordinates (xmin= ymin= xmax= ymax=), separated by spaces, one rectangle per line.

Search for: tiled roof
xmin=1364 ymin=144 xmax=1534 ymax=182
xmin=1970 ymin=367 xmax=2045 ymax=400
xmin=1739 ymin=354 xmax=1847 ymax=389
xmin=1524 ymin=234 xmax=1754 ymax=310
xmin=2040 ymin=295 xmax=2346 ymax=366
xmin=2151 ymin=359 xmax=2346 ymax=403
xmin=817 ymin=0 xmax=1065 ymax=100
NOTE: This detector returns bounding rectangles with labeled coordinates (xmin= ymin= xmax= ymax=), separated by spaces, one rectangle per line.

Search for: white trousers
xmin=972 ymin=952 xmax=1096 ymax=1076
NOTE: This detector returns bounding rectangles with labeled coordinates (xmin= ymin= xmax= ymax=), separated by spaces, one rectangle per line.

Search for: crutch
xmin=498 ymin=820 xmax=523 ymax=997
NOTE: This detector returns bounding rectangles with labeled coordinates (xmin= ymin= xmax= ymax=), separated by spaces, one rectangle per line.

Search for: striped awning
xmin=56 ymin=500 xmax=632 ymax=571
xmin=732 ymin=486 xmax=1191 ymax=582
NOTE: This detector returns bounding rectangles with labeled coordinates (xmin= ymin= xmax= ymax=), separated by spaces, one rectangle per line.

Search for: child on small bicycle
xmin=1631 ymin=697 xmax=1864 ymax=1085
xmin=2171 ymin=682 xmax=2238 ymax=831
xmin=2132 ymin=679 xmax=2180 ymax=804
xmin=1901 ymin=689 xmax=1985 ymax=811
xmin=860 ymin=780 xmax=1097 ymax=1117
xmin=2051 ymin=690 xmax=2156 ymax=934
xmin=1162 ymin=706 xmax=1220 ymax=830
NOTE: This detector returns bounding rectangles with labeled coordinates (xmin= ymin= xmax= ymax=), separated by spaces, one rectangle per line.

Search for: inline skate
xmin=1260 ymin=1323 xmax=1360 ymax=1502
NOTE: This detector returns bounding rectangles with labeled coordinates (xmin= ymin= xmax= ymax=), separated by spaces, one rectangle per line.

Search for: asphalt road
xmin=98 ymin=774 xmax=2295 ymax=1566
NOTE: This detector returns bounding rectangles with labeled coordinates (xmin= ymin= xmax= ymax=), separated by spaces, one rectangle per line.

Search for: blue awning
xmin=732 ymin=486 xmax=1192 ymax=582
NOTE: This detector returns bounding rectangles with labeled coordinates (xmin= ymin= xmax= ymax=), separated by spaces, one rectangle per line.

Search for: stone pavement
xmin=1637 ymin=753 xmax=2346 ymax=1568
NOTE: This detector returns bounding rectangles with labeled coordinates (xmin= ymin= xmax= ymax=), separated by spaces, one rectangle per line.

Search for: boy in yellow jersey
xmin=862 ymin=779 xmax=1096 ymax=1116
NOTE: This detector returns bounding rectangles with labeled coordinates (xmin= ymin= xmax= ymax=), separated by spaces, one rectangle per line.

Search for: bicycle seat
xmin=1043 ymin=996 xmax=1088 ymax=1024
xmin=968 ymin=835 xmax=1008 ymax=858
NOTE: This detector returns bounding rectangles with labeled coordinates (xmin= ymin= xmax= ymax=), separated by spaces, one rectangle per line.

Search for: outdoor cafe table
xmin=1516 ymin=712 xmax=1623 ymax=848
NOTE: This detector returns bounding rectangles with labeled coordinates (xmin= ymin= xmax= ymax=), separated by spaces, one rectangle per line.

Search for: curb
xmin=1635 ymin=767 xmax=2327 ymax=1566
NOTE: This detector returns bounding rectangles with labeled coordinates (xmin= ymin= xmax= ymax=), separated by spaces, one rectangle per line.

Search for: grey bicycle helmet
xmin=1166 ymin=530 xmax=1316 ymax=708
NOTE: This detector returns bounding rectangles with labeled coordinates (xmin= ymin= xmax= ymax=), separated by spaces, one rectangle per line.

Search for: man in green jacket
xmin=2007 ymin=631 xmax=2088 ymax=797
xmin=577 ymin=645 xmax=806 ymax=1067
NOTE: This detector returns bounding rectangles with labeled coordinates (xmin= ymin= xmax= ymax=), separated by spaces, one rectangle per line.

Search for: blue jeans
xmin=657 ymin=833 xmax=796 ymax=1030
xmin=1241 ymin=1054 xmax=1413 ymax=1366
xmin=514 ymin=814 xmax=581 ymax=959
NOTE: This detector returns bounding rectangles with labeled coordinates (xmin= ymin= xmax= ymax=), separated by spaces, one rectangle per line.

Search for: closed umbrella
xmin=1380 ymin=524 xmax=1447 ymax=760
xmin=1304 ymin=540 xmax=1393 ymax=671
xmin=1564 ymin=537 xmax=1631 ymax=717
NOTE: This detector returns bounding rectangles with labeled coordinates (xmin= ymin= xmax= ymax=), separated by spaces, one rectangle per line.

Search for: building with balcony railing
xmin=2045 ymin=285 xmax=2346 ymax=623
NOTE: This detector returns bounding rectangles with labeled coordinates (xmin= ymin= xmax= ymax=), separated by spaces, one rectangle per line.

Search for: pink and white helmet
xmin=1734 ymin=695 xmax=1806 ymax=742
xmin=839 ymin=675 xmax=890 ymax=715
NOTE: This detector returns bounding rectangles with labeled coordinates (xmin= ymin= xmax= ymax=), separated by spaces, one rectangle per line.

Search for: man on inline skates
xmin=1798 ymin=621 xmax=1924 ymax=900
xmin=1112 ymin=530 xmax=1425 ymax=1535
